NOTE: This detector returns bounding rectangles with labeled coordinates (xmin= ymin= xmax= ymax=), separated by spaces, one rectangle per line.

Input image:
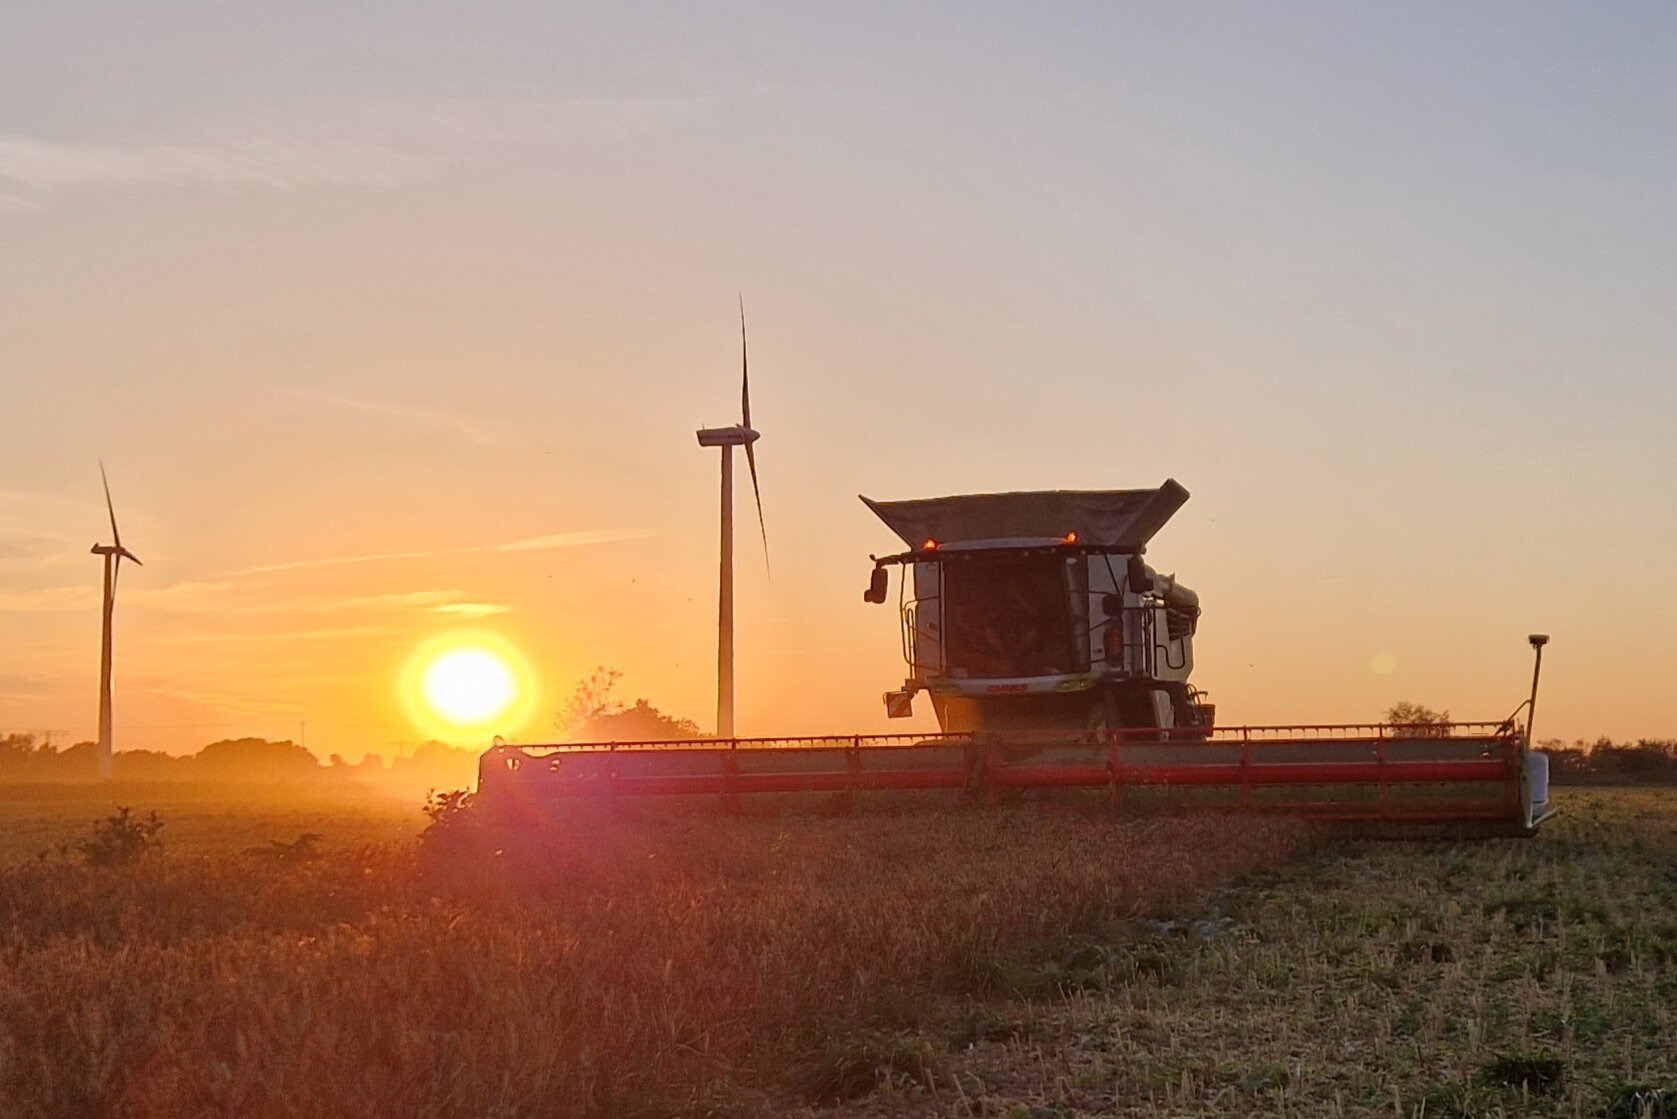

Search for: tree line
xmin=0 ymin=668 xmax=703 ymax=787
xmin=1386 ymin=701 xmax=1677 ymax=784
xmin=6 ymin=688 xmax=1672 ymax=786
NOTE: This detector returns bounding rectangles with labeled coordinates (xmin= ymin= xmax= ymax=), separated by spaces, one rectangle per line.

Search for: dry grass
xmin=0 ymin=799 xmax=1305 ymax=1118
xmin=824 ymin=787 xmax=1677 ymax=1118
xmin=0 ymin=785 xmax=417 ymax=861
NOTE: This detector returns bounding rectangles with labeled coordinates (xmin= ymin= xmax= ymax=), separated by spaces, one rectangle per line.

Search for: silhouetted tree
xmin=558 ymin=667 xmax=703 ymax=742
xmin=1385 ymin=701 xmax=1452 ymax=738
xmin=389 ymin=740 xmax=478 ymax=790
xmin=194 ymin=738 xmax=320 ymax=780
xmin=112 ymin=749 xmax=186 ymax=781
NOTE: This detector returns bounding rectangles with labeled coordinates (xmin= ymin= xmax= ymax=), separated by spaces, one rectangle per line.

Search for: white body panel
xmin=900 ymin=548 xmax=1197 ymax=705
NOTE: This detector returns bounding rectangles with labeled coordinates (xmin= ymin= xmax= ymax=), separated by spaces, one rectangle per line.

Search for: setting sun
xmin=422 ymin=647 xmax=517 ymax=726
xmin=400 ymin=632 xmax=538 ymax=741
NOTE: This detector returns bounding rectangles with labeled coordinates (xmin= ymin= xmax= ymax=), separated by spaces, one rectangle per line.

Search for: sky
xmin=3 ymin=2 xmax=1675 ymax=757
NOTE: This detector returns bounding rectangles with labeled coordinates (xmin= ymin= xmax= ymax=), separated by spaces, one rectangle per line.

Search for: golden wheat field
xmin=1 ymin=787 xmax=1671 ymax=1119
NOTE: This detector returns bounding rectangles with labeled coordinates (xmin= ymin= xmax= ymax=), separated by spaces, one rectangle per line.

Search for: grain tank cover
xmin=861 ymin=479 xmax=1189 ymax=550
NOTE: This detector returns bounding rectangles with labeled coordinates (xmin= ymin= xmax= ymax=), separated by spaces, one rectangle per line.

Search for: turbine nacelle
xmin=696 ymin=424 xmax=760 ymax=448
xmin=90 ymin=543 xmax=142 ymax=565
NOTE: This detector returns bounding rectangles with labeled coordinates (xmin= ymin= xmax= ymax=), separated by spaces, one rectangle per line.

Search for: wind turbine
xmin=90 ymin=462 xmax=141 ymax=780
xmin=695 ymin=298 xmax=769 ymax=739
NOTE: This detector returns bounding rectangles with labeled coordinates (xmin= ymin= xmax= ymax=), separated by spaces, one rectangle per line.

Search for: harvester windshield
xmin=943 ymin=553 xmax=1083 ymax=679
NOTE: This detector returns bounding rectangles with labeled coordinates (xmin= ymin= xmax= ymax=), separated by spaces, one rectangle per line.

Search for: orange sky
xmin=4 ymin=5 xmax=1676 ymax=755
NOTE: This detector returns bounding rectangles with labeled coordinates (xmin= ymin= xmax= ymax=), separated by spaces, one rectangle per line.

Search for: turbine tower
xmin=90 ymin=462 xmax=141 ymax=779
xmin=695 ymin=299 xmax=768 ymax=739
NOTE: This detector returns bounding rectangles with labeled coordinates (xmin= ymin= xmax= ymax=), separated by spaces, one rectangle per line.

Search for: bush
xmin=1543 ymin=738 xmax=1677 ymax=785
xmin=1385 ymin=702 xmax=1452 ymax=738
xmin=559 ymin=667 xmax=704 ymax=742
xmin=76 ymin=807 xmax=164 ymax=867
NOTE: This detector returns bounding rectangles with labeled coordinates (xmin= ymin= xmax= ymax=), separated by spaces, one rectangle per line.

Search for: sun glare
xmin=423 ymin=647 xmax=517 ymax=726
xmin=401 ymin=632 xmax=537 ymax=741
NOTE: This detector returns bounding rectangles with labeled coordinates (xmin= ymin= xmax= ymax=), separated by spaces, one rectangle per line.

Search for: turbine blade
xmin=745 ymin=440 xmax=768 ymax=574
xmin=738 ymin=293 xmax=750 ymax=428
xmin=118 ymin=547 xmax=142 ymax=567
xmin=99 ymin=459 xmax=121 ymax=549
xmin=737 ymin=295 xmax=767 ymax=572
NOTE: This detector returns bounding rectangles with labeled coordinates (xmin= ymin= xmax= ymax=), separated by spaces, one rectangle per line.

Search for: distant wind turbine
xmin=90 ymin=462 xmax=141 ymax=780
xmin=695 ymin=297 xmax=769 ymax=739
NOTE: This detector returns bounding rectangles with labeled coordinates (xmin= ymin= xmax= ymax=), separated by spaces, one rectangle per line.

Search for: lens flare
xmin=400 ymin=631 xmax=538 ymax=741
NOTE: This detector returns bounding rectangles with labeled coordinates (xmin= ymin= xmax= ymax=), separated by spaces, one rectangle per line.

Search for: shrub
xmin=76 ymin=807 xmax=164 ymax=867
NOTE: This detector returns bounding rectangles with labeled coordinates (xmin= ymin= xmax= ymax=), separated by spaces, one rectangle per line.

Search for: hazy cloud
xmin=0 ymin=577 xmax=516 ymax=620
xmin=144 ymin=686 xmax=305 ymax=717
xmin=277 ymin=388 xmax=506 ymax=447
xmin=243 ymin=529 xmax=647 ymax=574
xmin=161 ymin=625 xmax=403 ymax=645
xmin=360 ymin=95 xmax=701 ymax=147
xmin=0 ymin=586 xmax=95 ymax=612
xmin=0 ymin=671 xmax=56 ymax=706
xmin=0 ymin=133 xmax=427 ymax=198
xmin=307 ymin=589 xmax=463 ymax=611
xmin=0 ymin=96 xmax=696 ymax=216
xmin=296 ymin=590 xmax=513 ymax=617
xmin=0 ymin=532 xmax=82 ymax=574
xmin=0 ymin=579 xmax=254 ymax=616
xmin=431 ymin=602 xmax=513 ymax=617
xmin=126 ymin=580 xmax=255 ymax=612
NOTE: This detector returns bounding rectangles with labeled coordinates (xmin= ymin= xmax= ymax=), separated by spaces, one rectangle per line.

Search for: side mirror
xmin=863 ymin=566 xmax=890 ymax=604
xmin=1126 ymin=554 xmax=1151 ymax=594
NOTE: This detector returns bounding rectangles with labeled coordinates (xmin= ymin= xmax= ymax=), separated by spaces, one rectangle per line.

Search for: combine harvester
xmin=482 ymin=481 xmax=1554 ymax=835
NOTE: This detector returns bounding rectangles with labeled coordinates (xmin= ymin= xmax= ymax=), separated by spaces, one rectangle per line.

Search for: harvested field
xmin=820 ymin=788 xmax=1677 ymax=1118
xmin=0 ymin=798 xmax=1302 ymax=1118
xmin=3 ymin=788 xmax=1668 ymax=1118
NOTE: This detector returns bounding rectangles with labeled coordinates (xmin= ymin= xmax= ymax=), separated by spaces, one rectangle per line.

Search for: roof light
xmin=1063 ymin=531 xmax=1079 ymax=544
xmin=921 ymin=538 xmax=938 ymax=551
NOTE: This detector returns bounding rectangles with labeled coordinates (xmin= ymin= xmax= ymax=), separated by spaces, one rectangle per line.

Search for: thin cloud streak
xmin=0 ymin=97 xmax=694 ymax=216
xmin=431 ymin=602 xmax=513 ymax=617
xmin=0 ymin=133 xmax=427 ymax=195
xmin=243 ymin=529 xmax=649 ymax=575
xmin=276 ymin=388 xmax=506 ymax=447
xmin=144 ymin=686 xmax=305 ymax=717
xmin=0 ymin=586 xmax=95 ymax=613
xmin=161 ymin=625 xmax=403 ymax=645
xmin=0 ymin=580 xmax=515 ymax=618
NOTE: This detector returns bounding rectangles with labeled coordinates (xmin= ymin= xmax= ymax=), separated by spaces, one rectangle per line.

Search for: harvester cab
xmin=862 ymin=480 xmax=1210 ymax=735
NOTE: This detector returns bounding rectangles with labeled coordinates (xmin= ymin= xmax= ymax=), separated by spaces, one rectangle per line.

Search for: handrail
xmin=486 ymin=720 xmax=1520 ymax=756
xmin=480 ymin=720 xmax=1531 ymax=828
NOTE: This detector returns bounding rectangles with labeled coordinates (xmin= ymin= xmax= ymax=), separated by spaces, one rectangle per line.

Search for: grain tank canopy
xmin=861 ymin=479 xmax=1211 ymax=733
